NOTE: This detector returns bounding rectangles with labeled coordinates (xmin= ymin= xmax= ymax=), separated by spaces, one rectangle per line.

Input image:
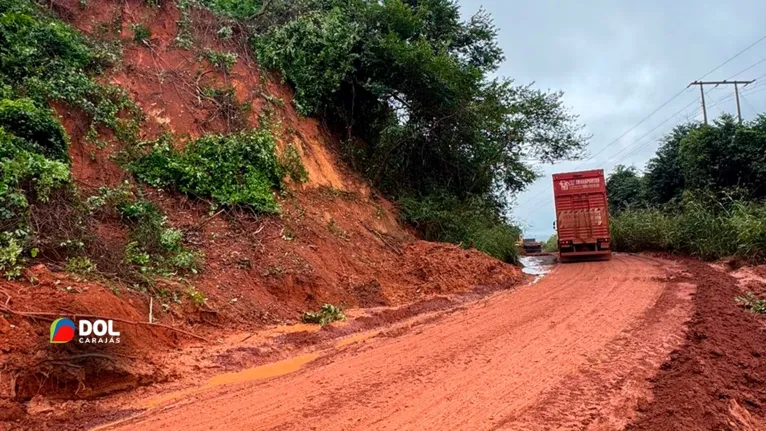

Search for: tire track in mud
xmin=100 ymin=254 xmax=694 ymax=431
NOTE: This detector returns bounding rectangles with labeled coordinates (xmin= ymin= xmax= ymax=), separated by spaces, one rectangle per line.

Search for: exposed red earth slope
xmin=0 ymin=0 xmax=524 ymax=419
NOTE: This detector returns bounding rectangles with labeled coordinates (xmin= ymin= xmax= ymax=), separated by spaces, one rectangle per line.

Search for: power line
xmin=740 ymin=94 xmax=756 ymax=115
xmin=689 ymin=80 xmax=755 ymax=124
xmin=699 ymin=34 xmax=766 ymax=79
xmin=521 ymin=85 xmax=765 ymax=210
xmin=729 ymin=56 xmax=766 ymax=79
xmin=600 ymin=98 xmax=699 ymax=165
xmin=516 ymin=33 xmax=766 ymax=209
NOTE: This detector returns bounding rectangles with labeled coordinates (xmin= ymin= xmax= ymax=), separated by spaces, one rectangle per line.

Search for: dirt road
xmin=102 ymin=254 xmax=695 ymax=430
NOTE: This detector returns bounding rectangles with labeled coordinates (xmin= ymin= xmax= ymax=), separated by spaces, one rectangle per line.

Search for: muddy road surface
xmin=99 ymin=254 xmax=695 ymax=430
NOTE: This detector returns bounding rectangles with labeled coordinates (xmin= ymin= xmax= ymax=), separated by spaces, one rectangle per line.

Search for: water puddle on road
xmin=519 ymin=255 xmax=557 ymax=283
xmin=142 ymin=353 xmax=319 ymax=409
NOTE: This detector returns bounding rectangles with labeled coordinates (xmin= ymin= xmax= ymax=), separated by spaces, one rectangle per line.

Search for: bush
xmin=611 ymin=194 xmax=766 ymax=263
xmin=0 ymin=98 xmax=68 ymax=161
xmin=279 ymin=143 xmax=308 ymax=183
xmin=302 ymin=304 xmax=346 ymax=326
xmin=117 ymin=199 xmax=203 ymax=276
xmin=399 ymin=193 xmax=520 ymax=263
xmin=86 ymin=186 xmax=203 ymax=281
xmin=128 ymin=130 xmax=283 ymax=213
xmin=542 ymin=235 xmax=558 ymax=253
xmin=203 ymin=49 xmax=237 ymax=72
xmin=65 ymin=256 xmax=96 ymax=274
xmin=0 ymin=128 xmax=69 ymax=277
xmin=611 ymin=208 xmax=675 ymax=253
xmin=132 ymin=23 xmax=152 ymax=43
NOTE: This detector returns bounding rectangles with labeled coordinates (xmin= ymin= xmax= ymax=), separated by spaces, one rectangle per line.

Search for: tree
xmin=644 ymin=123 xmax=697 ymax=205
xmin=253 ymin=0 xmax=588 ymax=260
xmin=679 ymin=114 xmax=766 ymax=199
xmin=606 ymin=165 xmax=647 ymax=214
xmin=255 ymin=0 xmax=587 ymax=204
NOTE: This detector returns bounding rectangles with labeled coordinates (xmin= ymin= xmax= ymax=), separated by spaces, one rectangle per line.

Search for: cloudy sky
xmin=458 ymin=0 xmax=766 ymax=240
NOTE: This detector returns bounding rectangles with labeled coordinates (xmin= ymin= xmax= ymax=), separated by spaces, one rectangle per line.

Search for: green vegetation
xmin=203 ymin=49 xmax=237 ymax=72
xmin=279 ymin=143 xmax=308 ymax=183
xmin=0 ymin=98 xmax=69 ymax=162
xmin=399 ymin=194 xmax=521 ymax=263
xmin=735 ymin=291 xmax=766 ymax=314
xmin=187 ymin=287 xmax=208 ymax=308
xmin=302 ymin=303 xmax=346 ymax=325
xmin=251 ymin=0 xmax=586 ymax=262
xmin=611 ymin=195 xmax=766 ymax=262
xmin=217 ymin=25 xmax=233 ymax=41
xmin=128 ymin=130 xmax=283 ymax=213
xmin=202 ymin=0 xmax=263 ymax=19
xmin=132 ymin=23 xmax=152 ymax=43
xmin=0 ymin=0 xmax=144 ymax=277
xmin=0 ymin=148 xmax=65 ymax=275
xmin=607 ymin=115 xmax=766 ymax=262
xmin=65 ymin=256 xmax=96 ymax=274
xmin=88 ymin=185 xmax=203 ymax=281
xmin=542 ymin=234 xmax=558 ymax=253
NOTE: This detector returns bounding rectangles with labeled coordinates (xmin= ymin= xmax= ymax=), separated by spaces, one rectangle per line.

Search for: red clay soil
xmin=6 ymin=3 xmax=763 ymax=429
xmin=33 ymin=0 xmax=522 ymax=329
xmin=87 ymin=254 xmax=696 ymax=430
xmin=0 ymin=266 xmax=180 ymax=406
xmin=626 ymin=257 xmax=766 ymax=431
xmin=1 ymin=2 xmax=526 ymax=414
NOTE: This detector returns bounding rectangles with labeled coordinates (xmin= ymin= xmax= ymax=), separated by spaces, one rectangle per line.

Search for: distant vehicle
xmin=522 ymin=238 xmax=542 ymax=254
xmin=552 ymin=169 xmax=611 ymax=262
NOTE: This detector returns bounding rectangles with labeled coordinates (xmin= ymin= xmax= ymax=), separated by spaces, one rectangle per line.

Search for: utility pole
xmin=688 ymin=80 xmax=755 ymax=124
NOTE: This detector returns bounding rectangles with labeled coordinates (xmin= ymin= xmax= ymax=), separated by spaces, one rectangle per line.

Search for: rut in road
xmin=103 ymin=254 xmax=695 ymax=431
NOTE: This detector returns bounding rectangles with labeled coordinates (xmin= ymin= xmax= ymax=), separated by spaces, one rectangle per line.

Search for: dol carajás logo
xmin=50 ymin=318 xmax=76 ymax=343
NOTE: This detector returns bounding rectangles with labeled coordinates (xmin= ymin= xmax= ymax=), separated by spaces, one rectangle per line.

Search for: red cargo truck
xmin=552 ymin=169 xmax=611 ymax=262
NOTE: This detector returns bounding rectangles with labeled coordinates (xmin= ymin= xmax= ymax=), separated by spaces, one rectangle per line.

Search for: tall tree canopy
xmin=607 ymin=114 xmax=766 ymax=213
xmin=254 ymin=0 xmax=587 ymax=205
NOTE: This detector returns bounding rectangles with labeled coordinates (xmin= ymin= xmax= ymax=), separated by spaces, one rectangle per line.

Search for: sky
xmin=458 ymin=0 xmax=766 ymax=240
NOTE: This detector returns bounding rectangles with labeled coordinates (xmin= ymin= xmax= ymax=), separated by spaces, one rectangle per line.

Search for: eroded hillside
xmin=0 ymin=0 xmax=525 ymax=416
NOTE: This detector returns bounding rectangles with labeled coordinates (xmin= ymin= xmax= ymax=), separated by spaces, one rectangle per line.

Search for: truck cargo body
xmin=552 ymin=170 xmax=611 ymax=262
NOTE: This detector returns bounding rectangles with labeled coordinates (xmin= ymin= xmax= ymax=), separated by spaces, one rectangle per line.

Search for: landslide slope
xmin=0 ymin=0 xmax=524 ymax=411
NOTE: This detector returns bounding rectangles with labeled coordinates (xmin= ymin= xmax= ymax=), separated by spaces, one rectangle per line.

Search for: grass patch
xmin=611 ymin=195 xmax=766 ymax=262
xmin=736 ymin=291 xmax=766 ymax=314
xmin=302 ymin=304 xmax=346 ymax=326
